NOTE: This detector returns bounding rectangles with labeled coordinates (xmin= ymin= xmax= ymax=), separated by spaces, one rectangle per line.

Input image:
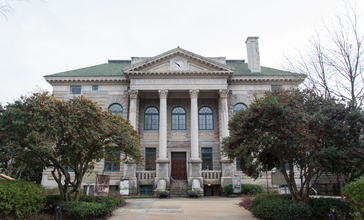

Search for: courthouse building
xmin=42 ymin=37 xmax=306 ymax=196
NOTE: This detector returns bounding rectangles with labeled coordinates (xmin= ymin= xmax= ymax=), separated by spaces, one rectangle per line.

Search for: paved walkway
xmin=107 ymin=196 xmax=258 ymax=220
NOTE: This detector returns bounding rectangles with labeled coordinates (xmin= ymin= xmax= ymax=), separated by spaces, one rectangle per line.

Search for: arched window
xmin=108 ymin=103 xmax=123 ymax=116
xmin=233 ymin=103 xmax=247 ymax=115
xmin=144 ymin=107 xmax=159 ymax=130
xmin=171 ymin=107 xmax=186 ymax=130
xmin=199 ymin=106 xmax=213 ymax=130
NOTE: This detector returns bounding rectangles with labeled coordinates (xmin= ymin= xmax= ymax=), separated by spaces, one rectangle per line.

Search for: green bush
xmin=46 ymin=194 xmax=119 ymax=220
xmin=344 ymin=176 xmax=364 ymax=219
xmin=251 ymin=194 xmax=312 ymax=220
xmin=308 ymin=197 xmax=350 ymax=219
xmin=241 ymin=184 xmax=264 ymax=195
xmin=0 ymin=180 xmax=46 ymax=220
xmin=224 ymin=184 xmax=234 ymax=196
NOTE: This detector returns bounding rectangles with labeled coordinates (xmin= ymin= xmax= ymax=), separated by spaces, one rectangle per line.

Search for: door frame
xmin=168 ymin=148 xmax=190 ymax=180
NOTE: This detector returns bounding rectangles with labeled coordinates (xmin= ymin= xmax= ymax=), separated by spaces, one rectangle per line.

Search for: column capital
xmin=219 ymin=89 xmax=229 ymax=99
xmin=189 ymin=89 xmax=199 ymax=99
xmin=158 ymin=90 xmax=168 ymax=99
xmin=128 ymin=90 xmax=138 ymax=99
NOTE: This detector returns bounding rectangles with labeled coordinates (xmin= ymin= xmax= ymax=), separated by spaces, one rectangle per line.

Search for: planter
xmin=188 ymin=191 xmax=198 ymax=198
xmin=159 ymin=191 xmax=170 ymax=198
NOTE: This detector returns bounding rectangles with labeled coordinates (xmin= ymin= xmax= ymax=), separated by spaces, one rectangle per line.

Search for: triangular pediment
xmin=123 ymin=47 xmax=235 ymax=76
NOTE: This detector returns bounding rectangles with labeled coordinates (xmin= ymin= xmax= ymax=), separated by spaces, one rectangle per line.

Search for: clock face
xmin=173 ymin=60 xmax=184 ymax=69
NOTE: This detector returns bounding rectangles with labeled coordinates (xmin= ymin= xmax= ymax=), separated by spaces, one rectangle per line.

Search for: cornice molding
xmin=44 ymin=76 xmax=129 ymax=84
xmin=125 ymin=71 xmax=233 ymax=77
xmin=229 ymin=75 xmax=306 ymax=83
xmin=123 ymin=47 xmax=235 ymax=74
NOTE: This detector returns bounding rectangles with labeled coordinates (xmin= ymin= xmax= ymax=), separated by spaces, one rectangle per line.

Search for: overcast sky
xmin=1 ymin=0 xmax=363 ymax=105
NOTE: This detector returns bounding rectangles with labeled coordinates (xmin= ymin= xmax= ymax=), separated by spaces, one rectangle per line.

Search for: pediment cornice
xmin=123 ymin=47 xmax=235 ymax=76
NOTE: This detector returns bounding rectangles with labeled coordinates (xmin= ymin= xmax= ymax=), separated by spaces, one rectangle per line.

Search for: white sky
xmin=1 ymin=0 xmax=363 ymax=105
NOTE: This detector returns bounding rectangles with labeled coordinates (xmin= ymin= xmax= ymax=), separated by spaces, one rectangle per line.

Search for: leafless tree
xmin=285 ymin=1 xmax=364 ymax=109
xmin=0 ymin=0 xmax=45 ymax=19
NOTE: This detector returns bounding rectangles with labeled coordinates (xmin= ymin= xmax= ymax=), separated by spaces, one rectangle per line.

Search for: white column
xmin=219 ymin=89 xmax=230 ymax=160
xmin=158 ymin=90 xmax=168 ymax=159
xmin=128 ymin=90 xmax=138 ymax=129
xmin=189 ymin=89 xmax=199 ymax=160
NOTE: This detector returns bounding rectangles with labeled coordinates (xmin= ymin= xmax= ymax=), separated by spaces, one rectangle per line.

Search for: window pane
xmin=145 ymin=107 xmax=159 ymax=130
xmin=70 ymin=86 xmax=81 ymax=95
xmin=92 ymin=85 xmax=99 ymax=91
xmin=105 ymin=161 xmax=112 ymax=171
xmin=151 ymin=115 xmax=158 ymax=130
xmin=233 ymin=103 xmax=247 ymax=115
xmin=145 ymin=148 xmax=156 ymax=170
xmin=179 ymin=115 xmax=185 ymax=129
xmin=202 ymin=148 xmax=213 ymax=170
xmin=113 ymin=162 xmax=120 ymax=171
xmin=145 ymin=115 xmax=151 ymax=130
xmin=108 ymin=104 xmax=123 ymax=116
xmin=172 ymin=115 xmax=178 ymax=130
xmin=199 ymin=116 xmax=206 ymax=130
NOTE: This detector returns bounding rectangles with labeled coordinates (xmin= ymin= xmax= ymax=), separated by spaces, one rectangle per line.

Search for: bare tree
xmin=0 ymin=0 xmax=45 ymax=19
xmin=285 ymin=1 xmax=364 ymax=109
xmin=0 ymin=0 xmax=12 ymax=18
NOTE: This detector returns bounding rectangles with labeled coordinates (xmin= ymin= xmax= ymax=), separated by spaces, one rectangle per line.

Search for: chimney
xmin=245 ymin=36 xmax=261 ymax=73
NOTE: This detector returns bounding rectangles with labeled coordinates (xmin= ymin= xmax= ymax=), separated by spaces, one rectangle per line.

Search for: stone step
xmin=170 ymin=180 xmax=188 ymax=196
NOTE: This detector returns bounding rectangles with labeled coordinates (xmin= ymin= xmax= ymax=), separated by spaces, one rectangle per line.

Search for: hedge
xmin=0 ymin=180 xmax=46 ymax=220
xmin=309 ymin=197 xmax=350 ymax=219
xmin=241 ymin=184 xmax=264 ymax=195
xmin=251 ymin=194 xmax=313 ymax=220
xmin=47 ymin=194 xmax=120 ymax=220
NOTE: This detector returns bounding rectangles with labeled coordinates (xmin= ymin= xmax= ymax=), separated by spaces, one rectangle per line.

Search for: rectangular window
xmin=92 ymin=85 xmax=99 ymax=91
xmin=271 ymin=85 xmax=282 ymax=91
xmin=236 ymin=158 xmax=241 ymax=171
xmin=104 ymin=152 xmax=120 ymax=172
xmin=109 ymin=185 xmax=119 ymax=192
xmin=70 ymin=85 xmax=82 ymax=95
xmin=202 ymin=148 xmax=213 ymax=170
xmin=139 ymin=185 xmax=153 ymax=194
xmin=145 ymin=148 xmax=156 ymax=170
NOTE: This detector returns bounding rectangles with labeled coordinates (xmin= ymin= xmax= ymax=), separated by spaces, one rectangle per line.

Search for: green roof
xmin=44 ymin=60 xmax=300 ymax=77
xmin=44 ymin=61 xmax=130 ymax=77
xmin=226 ymin=60 xmax=299 ymax=76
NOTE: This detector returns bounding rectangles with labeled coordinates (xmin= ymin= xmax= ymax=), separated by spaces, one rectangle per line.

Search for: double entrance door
xmin=171 ymin=152 xmax=187 ymax=180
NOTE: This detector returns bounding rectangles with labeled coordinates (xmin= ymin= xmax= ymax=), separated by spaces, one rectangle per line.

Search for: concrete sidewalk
xmin=107 ymin=196 xmax=258 ymax=220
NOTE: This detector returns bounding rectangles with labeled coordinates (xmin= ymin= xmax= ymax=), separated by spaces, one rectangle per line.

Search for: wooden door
xmin=171 ymin=152 xmax=186 ymax=180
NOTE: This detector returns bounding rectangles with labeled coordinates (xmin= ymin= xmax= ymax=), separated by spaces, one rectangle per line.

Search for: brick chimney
xmin=245 ymin=37 xmax=261 ymax=73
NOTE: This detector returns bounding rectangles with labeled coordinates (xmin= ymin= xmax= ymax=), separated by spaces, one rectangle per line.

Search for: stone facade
xmin=43 ymin=37 xmax=306 ymax=196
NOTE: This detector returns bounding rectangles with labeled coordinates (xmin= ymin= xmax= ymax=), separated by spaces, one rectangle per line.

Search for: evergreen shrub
xmin=46 ymin=194 xmax=119 ymax=220
xmin=241 ymin=184 xmax=264 ymax=195
xmin=223 ymin=184 xmax=234 ymax=196
xmin=251 ymin=194 xmax=312 ymax=220
xmin=308 ymin=197 xmax=350 ymax=219
xmin=0 ymin=180 xmax=46 ymax=220
xmin=344 ymin=176 xmax=364 ymax=219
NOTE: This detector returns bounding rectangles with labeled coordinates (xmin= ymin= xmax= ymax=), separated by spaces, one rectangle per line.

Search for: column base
xmin=155 ymin=159 xmax=170 ymax=188
xmin=220 ymin=160 xmax=234 ymax=188
xmin=123 ymin=162 xmax=138 ymax=195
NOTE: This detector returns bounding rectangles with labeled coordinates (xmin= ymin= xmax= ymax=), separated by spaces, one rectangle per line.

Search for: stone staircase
xmin=169 ymin=180 xmax=188 ymax=197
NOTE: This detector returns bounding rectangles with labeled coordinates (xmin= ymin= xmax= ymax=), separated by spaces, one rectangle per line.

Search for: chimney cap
xmin=245 ymin=36 xmax=259 ymax=43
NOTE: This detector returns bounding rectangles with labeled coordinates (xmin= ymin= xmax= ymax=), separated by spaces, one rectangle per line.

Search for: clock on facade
xmin=173 ymin=60 xmax=184 ymax=69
